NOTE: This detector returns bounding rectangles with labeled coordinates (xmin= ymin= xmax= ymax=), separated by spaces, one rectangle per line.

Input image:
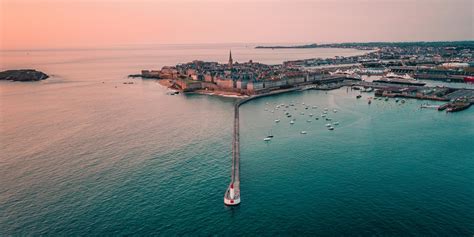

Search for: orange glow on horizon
xmin=1 ymin=0 xmax=473 ymax=50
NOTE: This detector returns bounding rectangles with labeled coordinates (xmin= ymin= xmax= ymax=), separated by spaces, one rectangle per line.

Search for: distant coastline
xmin=255 ymin=43 xmax=319 ymax=49
xmin=256 ymin=41 xmax=474 ymax=50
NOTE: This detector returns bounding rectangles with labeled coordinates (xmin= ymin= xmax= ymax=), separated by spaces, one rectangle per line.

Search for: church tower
xmin=228 ymin=50 xmax=233 ymax=69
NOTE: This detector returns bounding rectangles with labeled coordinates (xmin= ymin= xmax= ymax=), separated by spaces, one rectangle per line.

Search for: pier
xmin=224 ymin=88 xmax=299 ymax=206
xmin=224 ymin=101 xmax=241 ymax=205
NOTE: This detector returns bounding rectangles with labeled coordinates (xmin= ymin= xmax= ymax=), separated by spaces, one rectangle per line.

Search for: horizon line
xmin=1 ymin=40 xmax=473 ymax=52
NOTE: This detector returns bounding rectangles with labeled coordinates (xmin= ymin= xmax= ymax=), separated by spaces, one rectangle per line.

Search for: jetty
xmin=224 ymin=88 xmax=298 ymax=206
xmin=224 ymin=101 xmax=241 ymax=205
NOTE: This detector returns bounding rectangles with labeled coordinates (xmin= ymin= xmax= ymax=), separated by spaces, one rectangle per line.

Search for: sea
xmin=1 ymin=44 xmax=473 ymax=236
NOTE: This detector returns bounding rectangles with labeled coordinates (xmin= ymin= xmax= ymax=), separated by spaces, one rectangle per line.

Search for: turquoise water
xmin=239 ymin=90 xmax=474 ymax=235
xmin=1 ymin=45 xmax=473 ymax=235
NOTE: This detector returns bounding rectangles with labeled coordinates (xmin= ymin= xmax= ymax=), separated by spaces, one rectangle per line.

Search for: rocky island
xmin=0 ymin=69 xmax=49 ymax=81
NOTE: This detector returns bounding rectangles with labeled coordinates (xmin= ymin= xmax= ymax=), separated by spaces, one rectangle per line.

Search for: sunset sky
xmin=1 ymin=0 xmax=473 ymax=50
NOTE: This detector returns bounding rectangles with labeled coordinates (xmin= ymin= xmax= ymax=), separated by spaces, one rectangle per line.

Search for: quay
xmin=351 ymin=81 xmax=474 ymax=104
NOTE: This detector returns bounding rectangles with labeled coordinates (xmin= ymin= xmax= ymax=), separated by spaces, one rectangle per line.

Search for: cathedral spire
xmin=228 ymin=50 xmax=233 ymax=69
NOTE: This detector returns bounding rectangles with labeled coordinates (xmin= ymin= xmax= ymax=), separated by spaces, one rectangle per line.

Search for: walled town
xmin=133 ymin=41 xmax=474 ymax=111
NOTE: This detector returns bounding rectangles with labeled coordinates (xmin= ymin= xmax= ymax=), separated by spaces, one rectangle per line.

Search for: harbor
xmin=129 ymin=46 xmax=474 ymax=206
xmin=223 ymin=79 xmax=474 ymax=206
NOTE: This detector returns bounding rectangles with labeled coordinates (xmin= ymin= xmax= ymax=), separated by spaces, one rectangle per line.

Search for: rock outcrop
xmin=0 ymin=69 xmax=49 ymax=81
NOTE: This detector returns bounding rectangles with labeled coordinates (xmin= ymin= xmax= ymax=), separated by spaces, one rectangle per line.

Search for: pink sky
xmin=1 ymin=0 xmax=472 ymax=50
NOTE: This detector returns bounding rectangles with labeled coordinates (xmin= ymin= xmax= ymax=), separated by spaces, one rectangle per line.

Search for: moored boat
xmin=447 ymin=103 xmax=471 ymax=112
xmin=373 ymin=72 xmax=426 ymax=86
xmin=446 ymin=98 xmax=471 ymax=112
xmin=464 ymin=76 xmax=474 ymax=83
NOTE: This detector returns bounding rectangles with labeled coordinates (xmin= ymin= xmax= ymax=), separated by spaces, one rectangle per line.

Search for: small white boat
xmin=309 ymin=114 xmax=313 ymax=117
xmin=301 ymin=131 xmax=307 ymax=134
xmin=275 ymin=119 xmax=280 ymax=123
xmin=325 ymin=123 xmax=332 ymax=127
xmin=290 ymin=120 xmax=295 ymax=124
xmin=333 ymin=109 xmax=338 ymax=113
xmin=321 ymin=114 xmax=326 ymax=117
xmin=420 ymin=104 xmax=439 ymax=109
xmin=323 ymin=111 xmax=328 ymax=114
xmin=333 ymin=121 xmax=339 ymax=125
xmin=328 ymin=126 xmax=334 ymax=130
xmin=264 ymin=137 xmax=271 ymax=141
xmin=306 ymin=120 xmax=312 ymax=123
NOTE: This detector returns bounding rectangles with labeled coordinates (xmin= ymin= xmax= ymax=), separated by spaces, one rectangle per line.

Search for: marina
xmin=224 ymin=78 xmax=473 ymax=206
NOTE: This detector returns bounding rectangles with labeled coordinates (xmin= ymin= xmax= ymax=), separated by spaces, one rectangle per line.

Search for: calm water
xmin=1 ymin=44 xmax=473 ymax=236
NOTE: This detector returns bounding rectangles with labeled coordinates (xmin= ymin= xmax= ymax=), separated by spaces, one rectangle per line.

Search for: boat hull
xmin=464 ymin=76 xmax=474 ymax=83
xmin=373 ymin=79 xmax=426 ymax=86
